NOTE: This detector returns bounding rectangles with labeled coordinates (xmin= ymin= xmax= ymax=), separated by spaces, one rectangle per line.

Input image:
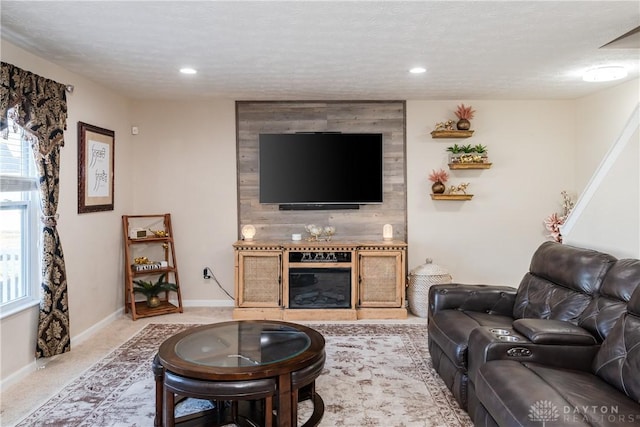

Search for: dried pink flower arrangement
xmin=455 ymin=104 xmax=476 ymax=120
xmin=544 ymin=191 xmax=575 ymax=243
xmin=544 ymin=213 xmax=564 ymax=243
xmin=428 ymin=168 xmax=449 ymax=183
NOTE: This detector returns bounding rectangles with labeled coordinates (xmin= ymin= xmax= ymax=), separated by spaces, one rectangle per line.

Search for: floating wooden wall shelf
xmin=448 ymin=163 xmax=492 ymax=170
xmin=431 ymin=194 xmax=473 ymax=200
xmin=431 ymin=130 xmax=474 ymax=138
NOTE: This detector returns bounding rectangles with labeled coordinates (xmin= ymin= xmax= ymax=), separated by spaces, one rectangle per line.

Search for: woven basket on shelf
xmin=407 ymin=258 xmax=452 ymax=318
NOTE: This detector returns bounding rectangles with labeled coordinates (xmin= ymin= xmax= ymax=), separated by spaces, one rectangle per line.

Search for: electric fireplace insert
xmin=288 ymin=251 xmax=352 ymax=309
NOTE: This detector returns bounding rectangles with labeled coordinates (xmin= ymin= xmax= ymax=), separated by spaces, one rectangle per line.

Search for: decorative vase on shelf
xmin=456 ymin=119 xmax=470 ymax=130
xmin=432 ymin=181 xmax=446 ymax=194
xmin=146 ymin=295 xmax=161 ymax=308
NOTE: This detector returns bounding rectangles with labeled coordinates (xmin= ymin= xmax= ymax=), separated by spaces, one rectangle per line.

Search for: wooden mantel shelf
xmin=431 ymin=194 xmax=473 ymax=200
xmin=431 ymin=130 xmax=474 ymax=138
xmin=448 ymin=163 xmax=492 ymax=170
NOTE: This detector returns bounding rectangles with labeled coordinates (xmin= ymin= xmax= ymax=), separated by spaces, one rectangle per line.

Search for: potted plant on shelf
xmin=459 ymin=144 xmax=481 ymax=163
xmin=461 ymin=144 xmax=474 ymax=154
xmin=473 ymin=144 xmax=489 ymax=162
xmin=133 ymin=273 xmax=178 ymax=308
xmin=455 ymin=103 xmax=475 ymax=130
xmin=428 ymin=168 xmax=449 ymax=194
xmin=446 ymin=144 xmax=464 ymax=163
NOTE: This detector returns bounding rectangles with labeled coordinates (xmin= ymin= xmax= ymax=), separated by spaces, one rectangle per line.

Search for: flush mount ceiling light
xmin=409 ymin=67 xmax=427 ymax=74
xmin=582 ymin=66 xmax=627 ymax=82
xmin=179 ymin=67 xmax=197 ymax=75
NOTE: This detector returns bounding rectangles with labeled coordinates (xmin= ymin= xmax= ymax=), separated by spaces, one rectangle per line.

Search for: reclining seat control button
xmin=506 ymin=347 xmax=532 ymax=357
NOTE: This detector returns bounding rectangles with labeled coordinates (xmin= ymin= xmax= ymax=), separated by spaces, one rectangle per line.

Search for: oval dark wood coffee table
xmin=156 ymin=320 xmax=325 ymax=427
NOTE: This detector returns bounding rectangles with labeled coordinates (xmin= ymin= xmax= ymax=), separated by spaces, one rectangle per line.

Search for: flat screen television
xmin=259 ymin=133 xmax=383 ymax=209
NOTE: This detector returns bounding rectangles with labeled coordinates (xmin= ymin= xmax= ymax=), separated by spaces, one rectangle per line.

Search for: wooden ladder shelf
xmin=122 ymin=214 xmax=183 ymax=320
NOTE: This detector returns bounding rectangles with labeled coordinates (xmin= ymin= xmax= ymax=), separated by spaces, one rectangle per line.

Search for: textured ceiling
xmin=1 ymin=1 xmax=639 ymax=101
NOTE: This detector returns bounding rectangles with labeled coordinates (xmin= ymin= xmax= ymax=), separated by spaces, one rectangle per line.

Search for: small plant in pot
xmin=460 ymin=144 xmax=474 ymax=153
xmin=428 ymin=168 xmax=449 ymax=194
xmin=446 ymin=144 xmax=464 ymax=163
xmin=459 ymin=144 xmax=480 ymax=163
xmin=133 ymin=273 xmax=178 ymax=308
xmin=454 ymin=103 xmax=475 ymax=130
xmin=473 ymin=144 xmax=489 ymax=162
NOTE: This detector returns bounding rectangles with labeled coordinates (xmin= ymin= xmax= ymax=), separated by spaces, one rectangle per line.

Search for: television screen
xmin=259 ymin=133 xmax=383 ymax=207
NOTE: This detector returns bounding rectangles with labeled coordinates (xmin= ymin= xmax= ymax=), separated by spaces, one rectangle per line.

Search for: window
xmin=0 ymin=115 xmax=40 ymax=316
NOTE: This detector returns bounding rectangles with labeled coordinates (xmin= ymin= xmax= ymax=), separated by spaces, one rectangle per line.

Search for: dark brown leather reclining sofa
xmin=427 ymin=241 xmax=640 ymax=426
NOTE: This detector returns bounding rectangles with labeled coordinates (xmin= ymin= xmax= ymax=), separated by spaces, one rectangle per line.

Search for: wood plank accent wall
xmin=236 ymin=101 xmax=407 ymax=241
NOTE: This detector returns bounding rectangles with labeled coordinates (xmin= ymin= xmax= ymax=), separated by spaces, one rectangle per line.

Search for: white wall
xmin=129 ymin=100 xmax=238 ymax=304
xmin=573 ymin=79 xmax=639 ymax=191
xmin=406 ymin=101 xmax=576 ymax=286
xmin=563 ymin=79 xmax=640 ymax=258
xmin=0 ymin=41 xmax=134 ymax=386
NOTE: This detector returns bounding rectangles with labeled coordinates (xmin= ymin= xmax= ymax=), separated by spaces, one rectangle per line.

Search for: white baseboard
xmin=0 ymin=360 xmax=37 ymax=392
xmin=0 ymin=301 xmax=233 ymax=391
xmin=181 ymin=299 xmax=235 ymax=307
xmin=0 ymin=308 xmax=125 ymax=392
xmin=71 ymin=308 xmax=125 ymax=346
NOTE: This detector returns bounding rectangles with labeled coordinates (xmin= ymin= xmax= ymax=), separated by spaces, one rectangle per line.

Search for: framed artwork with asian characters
xmin=77 ymin=122 xmax=115 ymax=213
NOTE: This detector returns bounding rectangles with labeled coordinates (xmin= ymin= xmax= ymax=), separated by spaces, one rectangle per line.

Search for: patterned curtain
xmin=1 ymin=62 xmax=70 ymax=358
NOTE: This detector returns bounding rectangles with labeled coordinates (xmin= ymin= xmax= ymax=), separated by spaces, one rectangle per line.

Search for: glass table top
xmin=174 ymin=321 xmax=311 ymax=367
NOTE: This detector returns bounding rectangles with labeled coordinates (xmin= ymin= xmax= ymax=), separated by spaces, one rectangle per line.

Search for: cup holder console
xmin=486 ymin=327 xmax=531 ymax=357
xmin=498 ymin=335 xmax=520 ymax=342
xmin=489 ymin=328 xmax=520 ymax=341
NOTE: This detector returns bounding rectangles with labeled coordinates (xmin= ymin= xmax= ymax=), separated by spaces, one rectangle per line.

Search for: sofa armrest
xmin=467 ymin=326 xmax=599 ymax=386
xmin=512 ymin=319 xmax=597 ymax=345
xmin=428 ymin=284 xmax=517 ymax=317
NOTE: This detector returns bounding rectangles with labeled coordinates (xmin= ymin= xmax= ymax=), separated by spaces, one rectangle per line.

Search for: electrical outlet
xmin=203 ymin=268 xmax=212 ymax=279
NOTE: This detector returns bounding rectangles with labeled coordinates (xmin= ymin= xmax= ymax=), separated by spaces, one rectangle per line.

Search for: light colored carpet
xmin=15 ymin=323 xmax=472 ymax=427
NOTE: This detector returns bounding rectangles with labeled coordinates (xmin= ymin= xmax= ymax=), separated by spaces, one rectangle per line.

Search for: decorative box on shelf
xmin=129 ymin=228 xmax=148 ymax=239
xmin=131 ymin=261 xmax=167 ymax=272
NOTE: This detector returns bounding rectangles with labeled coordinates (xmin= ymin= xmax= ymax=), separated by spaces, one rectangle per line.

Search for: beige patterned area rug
xmin=17 ymin=323 xmax=472 ymax=427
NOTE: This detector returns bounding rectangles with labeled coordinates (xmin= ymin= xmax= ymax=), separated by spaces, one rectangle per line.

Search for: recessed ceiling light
xmin=409 ymin=67 xmax=427 ymax=74
xmin=582 ymin=66 xmax=627 ymax=82
xmin=179 ymin=67 xmax=197 ymax=75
